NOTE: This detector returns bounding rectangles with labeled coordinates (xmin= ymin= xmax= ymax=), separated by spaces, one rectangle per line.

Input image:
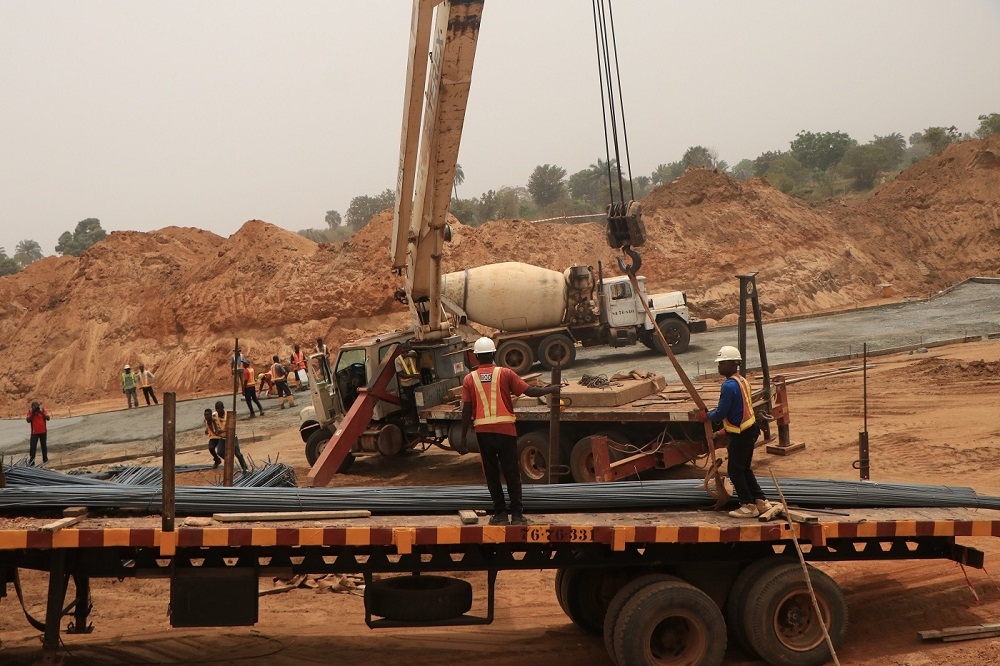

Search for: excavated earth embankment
xmin=1 ymin=136 xmax=998 ymax=416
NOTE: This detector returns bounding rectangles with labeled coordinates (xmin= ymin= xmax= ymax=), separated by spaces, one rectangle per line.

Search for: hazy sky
xmin=2 ymin=1 xmax=999 ymax=257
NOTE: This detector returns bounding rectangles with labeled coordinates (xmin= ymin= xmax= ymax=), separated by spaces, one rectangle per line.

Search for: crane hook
xmin=616 ymin=245 xmax=642 ymax=275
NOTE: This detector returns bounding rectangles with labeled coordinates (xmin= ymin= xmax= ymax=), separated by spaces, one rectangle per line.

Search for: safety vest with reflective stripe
xmin=723 ymin=374 xmax=756 ymax=434
xmin=471 ymin=365 xmax=516 ymax=427
xmin=291 ymin=351 xmax=306 ymax=371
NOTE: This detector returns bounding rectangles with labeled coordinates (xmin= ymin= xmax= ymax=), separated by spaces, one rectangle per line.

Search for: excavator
xmin=300 ymin=0 xmax=660 ymax=488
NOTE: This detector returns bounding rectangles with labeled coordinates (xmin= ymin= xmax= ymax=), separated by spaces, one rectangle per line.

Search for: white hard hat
xmin=715 ymin=345 xmax=742 ymax=362
xmin=473 ymin=337 xmax=497 ymax=354
xmin=124 ymin=364 xmax=130 ymax=370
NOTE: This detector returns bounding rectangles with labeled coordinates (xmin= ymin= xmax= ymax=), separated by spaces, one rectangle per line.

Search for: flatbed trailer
xmin=1 ymin=505 xmax=995 ymax=665
xmin=421 ymin=377 xmax=791 ymax=485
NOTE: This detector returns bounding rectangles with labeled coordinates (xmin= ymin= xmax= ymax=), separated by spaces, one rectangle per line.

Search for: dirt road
xmin=3 ymin=341 xmax=1000 ymax=664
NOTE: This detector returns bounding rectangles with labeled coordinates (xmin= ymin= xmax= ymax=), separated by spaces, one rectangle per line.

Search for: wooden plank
xmin=42 ymin=515 xmax=86 ymax=532
xmin=758 ymin=505 xmax=784 ymax=522
xmin=919 ymin=623 xmax=1000 ymax=640
xmin=766 ymin=442 xmax=807 ymax=456
xmin=62 ymin=506 xmax=89 ymax=517
xmin=457 ymin=510 xmax=479 ymax=525
xmin=213 ymin=510 xmax=372 ymax=523
xmin=785 ymin=509 xmax=819 ymax=523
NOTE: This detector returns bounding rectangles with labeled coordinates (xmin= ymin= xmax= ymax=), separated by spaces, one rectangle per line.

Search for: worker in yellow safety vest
xmin=459 ymin=337 xmax=559 ymax=526
xmin=696 ymin=345 xmax=773 ymax=519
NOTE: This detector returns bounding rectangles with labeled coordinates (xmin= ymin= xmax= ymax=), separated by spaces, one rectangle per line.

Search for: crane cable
xmin=591 ymin=0 xmax=635 ymax=206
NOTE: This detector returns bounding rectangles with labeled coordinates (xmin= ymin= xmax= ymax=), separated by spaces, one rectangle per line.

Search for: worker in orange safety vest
xmin=459 ymin=337 xmax=559 ymax=526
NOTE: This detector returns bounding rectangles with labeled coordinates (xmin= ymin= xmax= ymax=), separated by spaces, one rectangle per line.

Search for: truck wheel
xmin=516 ymin=430 xmax=564 ymax=484
xmin=497 ymin=340 xmax=534 ymax=375
xmin=724 ymin=556 xmax=795 ymax=655
xmin=613 ymin=579 xmax=726 ymax=666
xmin=742 ymin=563 xmax=848 ymax=666
xmin=365 ymin=575 xmax=473 ymax=622
xmin=299 ymin=419 xmax=321 ymax=444
xmin=538 ymin=334 xmax=577 ymax=370
xmin=558 ymin=567 xmax=632 ymax=636
xmin=305 ymin=427 xmax=355 ymax=472
xmin=569 ymin=431 xmax=632 ymax=483
xmin=655 ymin=318 xmax=692 ymax=355
xmin=604 ymin=573 xmax=681 ymax=665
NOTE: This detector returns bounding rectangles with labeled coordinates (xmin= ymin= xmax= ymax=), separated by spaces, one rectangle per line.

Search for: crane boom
xmin=392 ymin=0 xmax=484 ymax=341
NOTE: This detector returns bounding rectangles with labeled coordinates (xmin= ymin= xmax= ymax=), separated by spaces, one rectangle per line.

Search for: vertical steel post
xmin=162 ymin=392 xmax=176 ymax=532
xmin=858 ymin=343 xmax=871 ymax=481
xmin=548 ymin=365 xmax=561 ymax=485
xmin=42 ymin=550 xmax=67 ymax=652
xmin=738 ymin=275 xmax=748 ymax=376
xmin=224 ymin=411 xmax=237 ymax=487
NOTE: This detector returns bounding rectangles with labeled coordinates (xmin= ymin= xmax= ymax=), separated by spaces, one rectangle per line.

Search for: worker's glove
xmin=694 ymin=409 xmax=708 ymax=422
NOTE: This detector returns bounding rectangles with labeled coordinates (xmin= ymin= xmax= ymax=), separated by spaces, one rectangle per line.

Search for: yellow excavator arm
xmin=392 ymin=0 xmax=484 ymax=341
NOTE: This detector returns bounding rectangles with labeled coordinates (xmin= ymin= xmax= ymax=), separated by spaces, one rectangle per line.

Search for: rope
xmin=579 ymin=374 xmax=622 ymax=389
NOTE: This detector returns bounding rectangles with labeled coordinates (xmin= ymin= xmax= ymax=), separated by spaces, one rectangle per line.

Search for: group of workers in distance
xmin=120 ymin=364 xmax=158 ymax=409
xmin=459 ymin=337 xmax=772 ymax=525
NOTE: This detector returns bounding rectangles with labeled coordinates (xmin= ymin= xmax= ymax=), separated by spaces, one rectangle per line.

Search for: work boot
xmin=488 ymin=511 xmax=509 ymax=526
xmin=510 ymin=512 xmax=530 ymax=526
xmin=728 ymin=504 xmax=760 ymax=519
xmin=213 ymin=458 xmax=221 ymax=469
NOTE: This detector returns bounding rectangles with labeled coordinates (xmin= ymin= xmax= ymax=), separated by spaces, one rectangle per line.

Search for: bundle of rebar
xmin=1 ymin=477 xmax=998 ymax=516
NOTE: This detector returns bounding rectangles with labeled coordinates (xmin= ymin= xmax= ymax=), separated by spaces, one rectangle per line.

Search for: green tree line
xmin=302 ymin=112 xmax=1000 ymax=238
xmin=0 ymin=218 xmax=108 ymax=276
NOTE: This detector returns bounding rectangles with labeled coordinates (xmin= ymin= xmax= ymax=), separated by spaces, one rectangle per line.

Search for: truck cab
xmin=599 ymin=275 xmax=706 ymax=353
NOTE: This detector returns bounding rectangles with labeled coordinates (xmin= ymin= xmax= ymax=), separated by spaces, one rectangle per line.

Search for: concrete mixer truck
xmin=440 ymin=261 xmax=707 ymax=374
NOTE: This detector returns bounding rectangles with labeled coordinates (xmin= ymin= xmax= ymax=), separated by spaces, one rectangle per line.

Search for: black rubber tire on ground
xmin=742 ymin=563 xmax=848 ymax=666
xmin=516 ymin=430 xmax=565 ymax=484
xmin=496 ymin=339 xmax=534 ymax=375
xmin=537 ymin=333 xmax=577 ymax=371
xmin=304 ymin=427 xmax=355 ymax=472
xmin=603 ymin=573 xmax=681 ymax=665
xmin=568 ymin=431 xmax=632 ymax=484
xmin=724 ymin=556 xmax=796 ymax=655
xmin=558 ymin=567 xmax=633 ymax=636
xmin=654 ymin=318 xmax=692 ymax=355
xmin=365 ymin=575 xmax=473 ymax=622
xmin=554 ymin=568 xmax=570 ymax=618
xmin=639 ymin=330 xmax=656 ymax=351
xmin=613 ymin=579 xmax=727 ymax=666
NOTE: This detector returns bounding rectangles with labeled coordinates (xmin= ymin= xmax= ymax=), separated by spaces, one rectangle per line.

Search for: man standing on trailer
xmin=459 ymin=337 xmax=559 ymax=526
xmin=697 ymin=345 xmax=773 ymax=518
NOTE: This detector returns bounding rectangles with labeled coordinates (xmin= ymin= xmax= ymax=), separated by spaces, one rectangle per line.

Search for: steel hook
xmin=616 ymin=245 xmax=642 ymax=275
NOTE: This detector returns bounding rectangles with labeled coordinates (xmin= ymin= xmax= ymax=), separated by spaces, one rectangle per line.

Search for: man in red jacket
xmin=26 ymin=401 xmax=51 ymax=465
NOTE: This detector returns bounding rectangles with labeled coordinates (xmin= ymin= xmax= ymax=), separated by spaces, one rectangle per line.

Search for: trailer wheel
xmin=497 ymin=339 xmax=534 ymax=375
xmin=537 ymin=334 xmax=577 ymax=370
xmin=365 ymin=575 xmax=473 ymax=622
xmin=604 ymin=573 xmax=681 ymax=665
xmin=516 ymin=430 xmax=565 ymax=484
xmin=654 ymin=318 xmax=691 ymax=355
xmin=299 ymin=419 xmax=321 ymax=444
xmin=724 ymin=556 xmax=795 ymax=655
xmin=743 ymin=563 xmax=848 ymax=666
xmin=569 ymin=431 xmax=632 ymax=483
xmin=558 ymin=567 xmax=631 ymax=636
xmin=305 ymin=427 xmax=355 ymax=472
xmin=613 ymin=579 xmax=726 ymax=666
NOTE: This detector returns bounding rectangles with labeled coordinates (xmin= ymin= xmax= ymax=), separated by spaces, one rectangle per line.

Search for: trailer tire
xmin=603 ymin=573 xmax=681 ymax=665
xmin=569 ymin=431 xmax=631 ymax=483
xmin=497 ymin=339 xmax=534 ymax=375
xmin=516 ymin=430 xmax=565 ymax=484
xmin=299 ymin=419 xmax=321 ymax=444
xmin=743 ymin=563 xmax=848 ymax=666
xmin=365 ymin=575 xmax=473 ymax=622
xmin=305 ymin=427 xmax=355 ymax=472
xmin=725 ymin=556 xmax=795 ymax=654
xmin=537 ymin=334 xmax=577 ymax=370
xmin=654 ymin=318 xmax=691 ymax=355
xmin=613 ymin=579 xmax=726 ymax=666
xmin=558 ymin=567 xmax=632 ymax=636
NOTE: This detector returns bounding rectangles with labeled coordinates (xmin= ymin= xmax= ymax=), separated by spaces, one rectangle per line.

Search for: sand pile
xmin=1 ymin=137 xmax=998 ymax=416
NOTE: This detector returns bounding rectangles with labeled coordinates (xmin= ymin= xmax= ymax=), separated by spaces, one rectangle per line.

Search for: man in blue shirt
xmin=697 ymin=346 xmax=773 ymax=518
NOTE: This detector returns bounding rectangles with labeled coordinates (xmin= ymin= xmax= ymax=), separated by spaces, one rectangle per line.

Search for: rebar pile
xmin=1 ymin=478 xmax=999 ymax=516
xmin=232 ymin=463 xmax=296 ymax=488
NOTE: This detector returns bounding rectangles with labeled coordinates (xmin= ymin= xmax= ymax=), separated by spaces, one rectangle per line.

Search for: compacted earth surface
xmin=3 ymin=340 xmax=1000 ymax=664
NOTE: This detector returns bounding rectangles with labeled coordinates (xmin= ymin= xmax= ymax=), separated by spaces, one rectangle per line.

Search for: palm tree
xmin=14 ymin=239 xmax=43 ymax=268
xmin=453 ymin=163 xmax=465 ymax=199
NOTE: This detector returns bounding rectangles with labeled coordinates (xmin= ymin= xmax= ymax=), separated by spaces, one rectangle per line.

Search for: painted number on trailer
xmin=524 ymin=526 xmax=594 ymax=542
